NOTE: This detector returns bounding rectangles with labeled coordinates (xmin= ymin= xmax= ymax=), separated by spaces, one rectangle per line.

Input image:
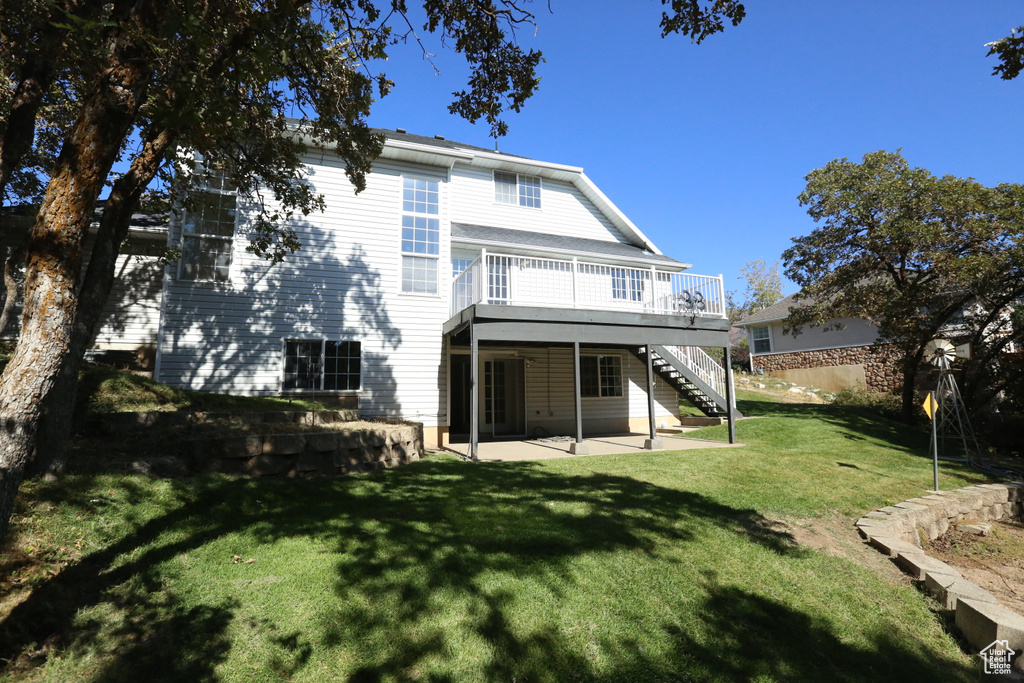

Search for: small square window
xmin=494 ymin=172 xmax=541 ymax=208
xmin=751 ymin=326 xmax=771 ymax=354
xmin=580 ymin=355 xmax=622 ymax=397
xmin=494 ymin=172 xmax=517 ymax=205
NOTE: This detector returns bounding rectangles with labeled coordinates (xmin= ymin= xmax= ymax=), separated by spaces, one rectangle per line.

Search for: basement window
xmin=283 ymin=339 xmax=361 ymax=392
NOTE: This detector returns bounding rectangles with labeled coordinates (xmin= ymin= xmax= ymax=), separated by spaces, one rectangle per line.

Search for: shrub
xmin=830 ymin=385 xmax=904 ymax=420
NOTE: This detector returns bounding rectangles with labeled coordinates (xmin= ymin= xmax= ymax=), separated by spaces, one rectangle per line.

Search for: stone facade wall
xmin=754 ymin=344 xmax=902 ymax=392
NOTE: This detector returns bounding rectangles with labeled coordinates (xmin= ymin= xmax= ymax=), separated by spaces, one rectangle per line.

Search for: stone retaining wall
xmin=100 ymin=409 xmax=360 ymax=434
xmin=856 ymin=482 xmax=1024 ymax=672
xmin=126 ymin=423 xmax=424 ymax=478
xmin=754 ymin=344 xmax=902 ymax=392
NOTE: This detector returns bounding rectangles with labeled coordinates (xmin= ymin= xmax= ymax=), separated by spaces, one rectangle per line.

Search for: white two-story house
xmin=154 ymin=129 xmax=738 ymax=455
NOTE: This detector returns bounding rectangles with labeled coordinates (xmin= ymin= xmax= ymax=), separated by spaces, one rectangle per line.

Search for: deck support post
xmin=644 ymin=344 xmax=663 ymax=451
xmin=470 ymin=325 xmax=479 ymax=461
xmin=569 ymin=341 xmax=588 ymax=455
xmin=725 ymin=343 xmax=737 ymax=444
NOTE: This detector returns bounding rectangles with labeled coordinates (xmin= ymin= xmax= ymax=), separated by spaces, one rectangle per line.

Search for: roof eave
xmin=451 ymin=235 xmax=688 ymax=270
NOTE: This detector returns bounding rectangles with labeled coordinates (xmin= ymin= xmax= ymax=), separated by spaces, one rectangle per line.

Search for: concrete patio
xmin=446 ymin=431 xmax=742 ymax=462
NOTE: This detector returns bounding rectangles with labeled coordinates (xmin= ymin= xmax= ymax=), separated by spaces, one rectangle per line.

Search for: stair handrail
xmin=661 ymin=345 xmax=726 ymax=398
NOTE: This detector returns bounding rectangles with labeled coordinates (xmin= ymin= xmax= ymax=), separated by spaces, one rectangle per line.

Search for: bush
xmin=830 ymin=385 xmax=904 ymax=420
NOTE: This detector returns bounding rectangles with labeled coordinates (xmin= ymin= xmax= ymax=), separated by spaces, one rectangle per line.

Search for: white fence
xmin=451 ymin=251 xmax=726 ymax=319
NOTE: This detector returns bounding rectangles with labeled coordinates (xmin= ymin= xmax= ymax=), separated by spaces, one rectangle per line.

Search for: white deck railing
xmin=451 ymin=251 xmax=726 ymax=319
xmin=662 ymin=345 xmax=727 ymax=399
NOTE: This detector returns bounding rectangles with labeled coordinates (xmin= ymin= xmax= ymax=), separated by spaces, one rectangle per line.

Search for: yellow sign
xmin=922 ymin=392 xmax=938 ymax=420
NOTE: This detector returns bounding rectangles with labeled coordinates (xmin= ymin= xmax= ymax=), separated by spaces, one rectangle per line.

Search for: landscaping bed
xmin=925 ymin=518 xmax=1024 ymax=615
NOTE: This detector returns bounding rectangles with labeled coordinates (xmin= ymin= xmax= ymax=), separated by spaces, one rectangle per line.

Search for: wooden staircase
xmin=632 ymin=345 xmax=742 ymax=419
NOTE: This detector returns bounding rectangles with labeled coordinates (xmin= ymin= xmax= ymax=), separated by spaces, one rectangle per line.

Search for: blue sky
xmin=365 ymin=2 xmax=1024 ymax=298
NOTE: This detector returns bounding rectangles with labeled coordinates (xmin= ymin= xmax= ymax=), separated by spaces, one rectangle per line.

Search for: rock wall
xmin=186 ymin=423 xmax=425 ymax=477
xmin=754 ymin=344 xmax=902 ymax=392
xmin=856 ymin=482 xmax=1024 ymax=671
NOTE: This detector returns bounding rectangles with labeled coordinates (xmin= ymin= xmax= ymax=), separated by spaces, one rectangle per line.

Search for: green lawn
xmin=1 ymin=395 xmax=990 ymax=681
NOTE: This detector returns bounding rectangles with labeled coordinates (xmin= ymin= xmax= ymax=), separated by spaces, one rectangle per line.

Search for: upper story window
xmin=494 ymin=171 xmax=542 ymax=209
xmin=581 ymin=355 xmax=623 ymax=397
xmin=179 ymin=167 xmax=236 ymax=282
xmin=401 ymin=177 xmax=439 ymax=294
xmin=751 ymin=325 xmax=772 ymax=354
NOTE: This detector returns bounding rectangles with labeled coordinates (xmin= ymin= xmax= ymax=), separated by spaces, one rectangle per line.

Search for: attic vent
xmin=434 ymin=135 xmax=445 ymax=140
xmin=396 ymin=128 xmax=406 ymax=133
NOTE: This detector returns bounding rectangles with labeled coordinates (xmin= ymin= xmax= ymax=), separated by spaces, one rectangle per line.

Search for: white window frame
xmin=750 ymin=325 xmax=772 ymax=354
xmin=580 ymin=354 xmax=623 ymax=398
xmin=493 ymin=170 xmax=542 ymax=209
xmin=400 ymin=175 xmax=441 ymax=295
xmin=281 ymin=338 xmax=362 ymax=393
xmin=178 ymin=166 xmax=237 ymax=283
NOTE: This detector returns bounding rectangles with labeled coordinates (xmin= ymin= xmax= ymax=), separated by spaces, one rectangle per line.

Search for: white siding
xmin=0 ymin=238 xmax=164 ymax=351
xmin=449 ymin=164 xmax=632 ymax=244
xmin=466 ymin=346 xmax=678 ymax=437
xmin=156 ymin=146 xmax=686 ymax=431
xmin=92 ymin=253 xmax=163 ymax=348
xmin=157 ymin=153 xmax=451 ymax=427
xmin=763 ymin=317 xmax=879 ymax=354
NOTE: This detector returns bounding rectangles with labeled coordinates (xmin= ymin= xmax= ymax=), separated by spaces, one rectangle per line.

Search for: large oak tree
xmin=783 ymin=150 xmax=1024 ymax=422
xmin=0 ymin=1 xmax=748 ymax=540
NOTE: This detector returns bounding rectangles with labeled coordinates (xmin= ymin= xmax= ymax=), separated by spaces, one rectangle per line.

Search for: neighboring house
xmin=0 ymin=204 xmax=167 ymax=368
xmin=735 ymin=293 xmax=901 ymax=392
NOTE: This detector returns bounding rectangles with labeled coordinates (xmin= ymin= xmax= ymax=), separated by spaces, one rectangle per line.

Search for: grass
xmin=77 ymin=366 xmax=332 ymax=414
xmin=0 ymin=395 xmax=994 ymax=681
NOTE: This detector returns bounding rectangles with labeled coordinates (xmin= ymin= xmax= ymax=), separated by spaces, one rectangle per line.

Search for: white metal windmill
xmin=923 ymin=338 xmax=980 ymax=460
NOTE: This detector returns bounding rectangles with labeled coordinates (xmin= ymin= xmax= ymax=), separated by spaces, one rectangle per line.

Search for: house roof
xmin=735 ymin=293 xmax=800 ymax=327
xmin=373 ymin=128 xmax=530 ymax=159
xmin=451 ymin=223 xmax=684 ymax=267
xmin=0 ymin=200 xmax=167 ymax=234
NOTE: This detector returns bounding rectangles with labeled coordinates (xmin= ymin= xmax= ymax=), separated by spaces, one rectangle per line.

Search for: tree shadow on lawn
xmin=1 ymin=459 xmax=974 ymax=681
xmin=601 ymin=582 xmax=973 ymax=683
xmin=738 ymin=398 xmax=932 ymax=456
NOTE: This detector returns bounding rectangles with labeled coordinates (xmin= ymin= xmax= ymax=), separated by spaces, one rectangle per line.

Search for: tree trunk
xmin=31 ymin=128 xmax=176 ymax=478
xmin=899 ymin=351 xmax=921 ymax=423
xmin=0 ymin=44 xmax=150 ymax=540
xmin=0 ymin=245 xmax=25 ymax=336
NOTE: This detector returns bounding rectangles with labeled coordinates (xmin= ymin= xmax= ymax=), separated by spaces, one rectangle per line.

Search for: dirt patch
xmin=925 ymin=518 xmax=1024 ymax=615
xmin=770 ymin=512 xmax=916 ymax=585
